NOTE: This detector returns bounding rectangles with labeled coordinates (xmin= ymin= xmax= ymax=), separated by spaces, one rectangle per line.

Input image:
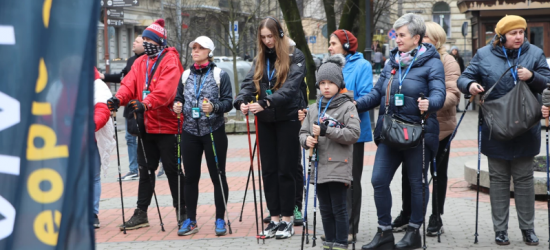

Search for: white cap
xmin=189 ymin=36 xmax=215 ymax=52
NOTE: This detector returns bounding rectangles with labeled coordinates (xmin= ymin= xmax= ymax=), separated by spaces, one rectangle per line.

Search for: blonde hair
xmin=253 ymin=18 xmax=290 ymax=94
xmin=424 ymin=21 xmax=447 ymax=56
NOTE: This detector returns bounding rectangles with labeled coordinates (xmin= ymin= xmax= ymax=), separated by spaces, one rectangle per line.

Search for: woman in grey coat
xmin=458 ymin=15 xmax=550 ymax=246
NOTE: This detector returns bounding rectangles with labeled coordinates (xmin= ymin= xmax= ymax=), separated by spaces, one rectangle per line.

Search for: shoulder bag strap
xmin=481 ymin=65 xmax=516 ymax=102
xmin=146 ymin=52 xmax=168 ymax=91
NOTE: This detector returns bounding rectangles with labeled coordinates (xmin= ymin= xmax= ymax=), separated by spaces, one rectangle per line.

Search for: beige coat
xmin=437 ymin=53 xmax=461 ymax=140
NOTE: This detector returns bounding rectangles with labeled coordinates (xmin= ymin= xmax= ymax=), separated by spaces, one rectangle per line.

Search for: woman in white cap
xmin=173 ymin=36 xmax=234 ymax=236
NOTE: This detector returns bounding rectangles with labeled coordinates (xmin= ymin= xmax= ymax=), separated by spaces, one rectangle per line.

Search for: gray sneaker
xmin=93 ymin=214 xmax=100 ymax=229
xmin=118 ymin=172 xmax=138 ymax=181
xmin=323 ymin=242 xmax=333 ymax=250
xmin=332 ymin=243 xmax=348 ymax=250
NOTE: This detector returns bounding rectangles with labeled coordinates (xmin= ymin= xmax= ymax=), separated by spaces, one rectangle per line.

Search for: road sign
xmin=106 ymin=7 xmax=124 ymax=19
xmin=309 ymin=36 xmax=316 ymax=44
xmin=388 ymin=29 xmax=396 ymax=40
xmin=321 ymin=24 xmax=328 ymax=38
xmin=102 ymin=0 xmax=139 ymax=7
xmin=229 ymin=21 xmax=239 ymax=48
xmin=107 ymin=19 xmax=124 ymax=26
xmin=462 ymin=22 xmax=468 ymax=37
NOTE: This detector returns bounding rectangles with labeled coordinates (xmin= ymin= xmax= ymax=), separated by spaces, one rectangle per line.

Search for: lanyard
xmin=193 ymin=67 xmax=212 ymax=104
xmin=267 ymin=59 xmax=276 ymax=83
xmin=145 ymin=49 xmax=164 ymax=90
xmin=318 ymin=96 xmax=335 ymax=124
xmin=502 ymin=47 xmax=522 ymax=84
xmin=398 ymin=46 xmax=420 ymax=93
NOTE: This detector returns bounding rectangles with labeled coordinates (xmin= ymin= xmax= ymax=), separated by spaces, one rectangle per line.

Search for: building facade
xmin=458 ymin=0 xmax=550 ymax=56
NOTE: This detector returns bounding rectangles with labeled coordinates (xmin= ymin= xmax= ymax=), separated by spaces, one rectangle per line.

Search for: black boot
xmin=495 ymin=231 xmax=509 ymax=245
xmin=426 ymin=214 xmax=443 ymax=237
xmin=119 ymin=208 xmax=149 ymax=231
xmin=391 ymin=211 xmax=410 ymax=232
xmin=395 ymin=225 xmax=421 ymax=249
xmin=361 ymin=228 xmax=394 ymax=250
xmin=521 ymin=229 xmax=539 ymax=246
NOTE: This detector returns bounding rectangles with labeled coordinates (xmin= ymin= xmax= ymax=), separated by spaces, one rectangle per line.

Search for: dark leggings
xmin=317 ymin=182 xmax=349 ymax=245
xmin=182 ymin=126 xmax=229 ymax=221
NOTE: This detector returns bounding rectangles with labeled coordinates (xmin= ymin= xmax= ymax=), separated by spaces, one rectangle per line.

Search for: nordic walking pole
xmin=253 ymin=99 xmax=266 ymax=244
xmin=245 ymin=111 xmax=261 ymax=244
xmin=351 ymin=180 xmax=356 ymax=250
xmin=545 ymin=115 xmax=549 ymax=250
xmin=432 ymin=158 xmax=440 ymax=243
xmin=112 ymin=112 xmax=127 ymax=234
xmin=134 ymin=112 xmax=165 ymax=232
xmin=420 ymin=93 xmax=427 ymax=250
xmin=301 ymin=148 xmax=313 ymax=250
xmin=312 ymin=134 xmax=319 ymax=248
xmin=176 ymin=103 xmax=183 ymax=228
xmin=239 ymin=142 xmax=256 ymax=222
xmin=204 ymin=99 xmax=232 ymax=234
xmin=475 ymin=92 xmax=483 ymax=244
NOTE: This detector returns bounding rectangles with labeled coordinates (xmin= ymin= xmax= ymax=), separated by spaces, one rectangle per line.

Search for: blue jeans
xmin=93 ymin=144 xmax=101 ymax=215
xmin=317 ymin=182 xmax=349 ymax=245
xmin=371 ymin=143 xmax=431 ymax=226
xmin=126 ymin=130 xmax=138 ymax=174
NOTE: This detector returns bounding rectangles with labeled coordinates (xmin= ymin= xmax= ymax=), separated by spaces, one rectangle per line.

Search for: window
xmin=432 ymin=2 xmax=451 ymax=37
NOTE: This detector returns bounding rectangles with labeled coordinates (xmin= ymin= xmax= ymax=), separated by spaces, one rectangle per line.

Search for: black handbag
xmin=378 ymin=69 xmax=424 ymax=150
xmin=479 ymin=66 xmax=542 ymax=141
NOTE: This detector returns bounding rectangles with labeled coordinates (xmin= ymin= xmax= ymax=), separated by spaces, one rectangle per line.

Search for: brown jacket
xmin=437 ymin=53 xmax=461 ymax=140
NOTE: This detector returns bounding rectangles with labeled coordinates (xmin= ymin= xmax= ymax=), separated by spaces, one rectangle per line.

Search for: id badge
xmin=395 ymin=94 xmax=404 ymax=106
xmin=191 ymin=107 xmax=201 ymax=119
xmin=266 ymin=89 xmax=273 ymax=95
xmin=142 ymin=90 xmax=150 ymax=99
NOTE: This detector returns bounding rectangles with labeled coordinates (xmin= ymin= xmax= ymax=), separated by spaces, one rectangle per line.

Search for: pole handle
xmin=419 ymin=92 xmax=426 ymax=115
xmin=546 ymin=117 xmax=549 ymax=127
xmin=203 ymin=98 xmax=210 ymax=117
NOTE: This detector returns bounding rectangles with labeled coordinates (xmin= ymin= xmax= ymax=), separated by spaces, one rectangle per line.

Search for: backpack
xmin=181 ymin=67 xmax=222 ymax=94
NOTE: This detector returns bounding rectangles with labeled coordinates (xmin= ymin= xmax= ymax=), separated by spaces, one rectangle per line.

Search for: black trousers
xmin=347 ymin=142 xmax=364 ymax=233
xmin=136 ymin=133 xmax=185 ymax=213
xmin=257 ymin=120 xmax=300 ymax=217
xmin=318 ymin=182 xmax=349 ymax=245
xmin=402 ymin=135 xmax=450 ymax=216
xmin=182 ymin=126 xmax=229 ymax=221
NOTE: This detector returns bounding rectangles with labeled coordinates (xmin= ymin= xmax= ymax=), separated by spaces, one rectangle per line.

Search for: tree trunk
xmin=278 ymin=0 xmax=317 ymax=100
xmin=338 ymin=0 xmax=359 ymax=31
xmin=322 ymin=0 xmax=336 ymax=36
xmin=356 ymin=0 xmax=366 ymax=53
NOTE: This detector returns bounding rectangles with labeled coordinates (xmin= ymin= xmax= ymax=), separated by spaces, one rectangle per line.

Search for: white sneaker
xmin=261 ymin=221 xmax=279 ymax=239
xmin=275 ymin=221 xmax=294 ymax=239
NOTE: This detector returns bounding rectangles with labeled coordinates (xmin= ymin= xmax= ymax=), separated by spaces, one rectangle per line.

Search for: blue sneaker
xmin=177 ymin=218 xmax=198 ymax=236
xmin=215 ymin=218 xmax=227 ymax=236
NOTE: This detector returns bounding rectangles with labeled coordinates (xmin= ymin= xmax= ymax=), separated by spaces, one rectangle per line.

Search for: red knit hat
xmin=332 ymin=29 xmax=358 ymax=53
xmin=142 ymin=19 xmax=167 ymax=46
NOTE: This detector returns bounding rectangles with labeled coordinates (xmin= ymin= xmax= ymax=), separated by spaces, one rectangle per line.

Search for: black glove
xmin=543 ymin=87 xmax=550 ymax=107
xmin=129 ymin=99 xmax=146 ymax=113
xmin=320 ymin=120 xmax=328 ymax=136
xmin=107 ymin=96 xmax=120 ymax=112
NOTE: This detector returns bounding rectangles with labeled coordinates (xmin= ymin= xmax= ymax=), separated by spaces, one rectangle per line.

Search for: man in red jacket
xmin=107 ymin=19 xmax=186 ymax=231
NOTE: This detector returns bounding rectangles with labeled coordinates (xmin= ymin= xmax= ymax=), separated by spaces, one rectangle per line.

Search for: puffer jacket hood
xmin=300 ymin=91 xmax=361 ymax=185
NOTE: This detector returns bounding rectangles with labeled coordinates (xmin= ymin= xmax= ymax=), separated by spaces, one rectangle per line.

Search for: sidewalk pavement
xmin=96 ymin=111 xmax=550 ymax=250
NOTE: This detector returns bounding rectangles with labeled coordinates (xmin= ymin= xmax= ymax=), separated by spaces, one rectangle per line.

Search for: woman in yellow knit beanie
xmin=458 ymin=14 xmax=550 ymax=246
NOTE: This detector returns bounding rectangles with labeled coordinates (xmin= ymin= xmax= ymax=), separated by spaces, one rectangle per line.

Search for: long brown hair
xmin=253 ymin=17 xmax=290 ymax=94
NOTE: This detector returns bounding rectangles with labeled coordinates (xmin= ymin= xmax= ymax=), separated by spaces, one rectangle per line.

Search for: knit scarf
xmin=395 ymin=44 xmax=427 ymax=67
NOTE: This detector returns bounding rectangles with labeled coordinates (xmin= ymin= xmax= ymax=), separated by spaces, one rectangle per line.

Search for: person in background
xmin=101 ymin=36 xmax=145 ymax=181
xmin=450 ymin=46 xmax=465 ymax=73
xmin=373 ymin=48 xmax=384 ymax=74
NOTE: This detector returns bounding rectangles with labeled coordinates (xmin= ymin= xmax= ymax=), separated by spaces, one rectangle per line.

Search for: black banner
xmin=0 ymin=0 xmax=99 ymax=249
